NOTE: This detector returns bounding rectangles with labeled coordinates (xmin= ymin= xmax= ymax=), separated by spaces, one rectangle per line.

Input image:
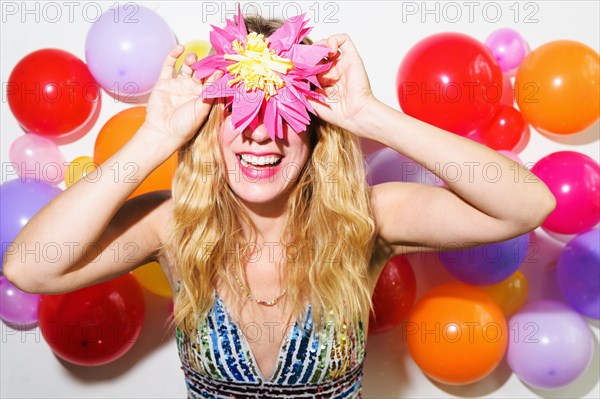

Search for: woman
xmin=3 ymin=11 xmax=556 ymax=399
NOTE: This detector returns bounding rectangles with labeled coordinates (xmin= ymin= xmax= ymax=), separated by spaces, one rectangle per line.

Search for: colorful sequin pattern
xmin=175 ymin=291 xmax=367 ymax=398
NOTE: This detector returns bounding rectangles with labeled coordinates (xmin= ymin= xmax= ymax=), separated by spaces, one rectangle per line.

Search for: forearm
xmin=3 ymin=128 xmax=174 ymax=274
xmin=354 ymin=100 xmax=556 ymax=225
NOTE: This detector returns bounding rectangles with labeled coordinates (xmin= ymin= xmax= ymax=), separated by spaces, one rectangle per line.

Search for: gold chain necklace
xmin=233 ymin=248 xmax=287 ymax=306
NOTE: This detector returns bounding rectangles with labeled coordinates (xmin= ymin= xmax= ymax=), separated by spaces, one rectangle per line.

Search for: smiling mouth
xmin=236 ymin=154 xmax=283 ymax=168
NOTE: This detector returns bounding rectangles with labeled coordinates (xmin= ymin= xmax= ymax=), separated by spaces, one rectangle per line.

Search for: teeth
xmin=239 ymin=154 xmax=282 ymax=166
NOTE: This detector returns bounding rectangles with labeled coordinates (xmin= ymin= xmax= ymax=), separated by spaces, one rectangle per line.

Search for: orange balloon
xmin=481 ymin=271 xmax=528 ymax=317
xmin=515 ymin=40 xmax=599 ymax=135
xmin=406 ymin=283 xmax=507 ymax=385
xmin=94 ymin=106 xmax=177 ymax=199
xmin=132 ymin=261 xmax=172 ymax=297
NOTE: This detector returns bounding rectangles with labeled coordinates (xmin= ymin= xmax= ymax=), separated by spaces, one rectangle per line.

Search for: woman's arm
xmin=3 ymin=45 xmax=219 ymax=293
xmin=2 ymin=130 xmax=173 ymax=294
xmin=356 ymin=100 xmax=556 ymax=254
xmin=309 ymin=33 xmax=556 ymax=255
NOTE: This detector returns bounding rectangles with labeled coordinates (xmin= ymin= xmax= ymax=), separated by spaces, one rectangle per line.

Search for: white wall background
xmin=1 ymin=1 xmax=598 ymax=398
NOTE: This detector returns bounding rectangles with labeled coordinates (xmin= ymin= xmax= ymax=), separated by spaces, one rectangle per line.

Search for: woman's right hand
xmin=140 ymin=44 xmax=223 ymax=150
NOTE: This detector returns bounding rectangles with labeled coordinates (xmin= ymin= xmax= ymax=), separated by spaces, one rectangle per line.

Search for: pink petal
xmin=278 ymin=110 xmax=308 ymax=134
xmin=276 ymin=95 xmax=310 ymax=133
xmin=223 ymin=18 xmax=247 ymax=42
xmin=285 ymin=83 xmax=313 ymax=112
xmin=263 ymin=101 xmax=279 ymax=141
xmin=200 ymin=73 xmax=238 ymax=98
xmin=232 ymin=88 xmax=263 ymax=133
xmin=275 ymin=106 xmax=283 ymax=139
xmin=278 ymin=86 xmax=309 ymax=118
xmin=268 ymin=13 xmax=310 ymax=52
xmin=190 ymin=55 xmax=230 ymax=79
xmin=287 ymin=44 xmax=330 ymax=66
xmin=209 ymin=25 xmax=235 ymax=53
xmin=234 ymin=3 xmax=247 ymax=36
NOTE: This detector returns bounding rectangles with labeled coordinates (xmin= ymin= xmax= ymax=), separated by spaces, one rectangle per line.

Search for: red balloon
xmin=480 ymin=105 xmax=529 ymax=151
xmin=38 ymin=273 xmax=144 ymax=366
xmin=500 ymin=74 xmax=515 ymax=107
xmin=369 ymin=255 xmax=417 ymax=335
xmin=7 ymin=49 xmax=101 ymax=139
xmin=397 ymin=33 xmax=503 ymax=136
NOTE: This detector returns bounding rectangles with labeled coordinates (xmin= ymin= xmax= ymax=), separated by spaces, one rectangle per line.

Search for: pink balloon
xmin=9 ymin=134 xmax=66 ymax=185
xmin=531 ymin=151 xmax=600 ymax=235
xmin=0 ymin=276 xmax=40 ymax=325
xmin=485 ymin=28 xmax=529 ymax=72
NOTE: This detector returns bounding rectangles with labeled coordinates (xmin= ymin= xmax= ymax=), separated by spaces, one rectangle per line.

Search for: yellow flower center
xmin=224 ymin=32 xmax=294 ymax=100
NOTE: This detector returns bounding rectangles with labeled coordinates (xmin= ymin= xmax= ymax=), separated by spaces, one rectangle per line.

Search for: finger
xmin=179 ymin=52 xmax=200 ymax=80
xmin=184 ymin=52 xmax=198 ymax=66
xmin=313 ymin=39 xmax=330 ymax=49
xmin=159 ymin=44 xmax=185 ymax=80
xmin=177 ymin=63 xmax=194 ymax=80
xmin=313 ymin=39 xmax=335 ymax=59
xmin=325 ymin=34 xmax=356 ymax=57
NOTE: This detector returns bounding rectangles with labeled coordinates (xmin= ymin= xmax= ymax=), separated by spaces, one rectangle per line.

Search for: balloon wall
xmin=1 ymin=2 xmax=598 ymax=399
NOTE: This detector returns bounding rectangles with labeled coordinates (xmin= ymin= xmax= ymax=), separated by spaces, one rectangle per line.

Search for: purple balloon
xmin=557 ymin=228 xmax=599 ymax=319
xmin=0 ymin=276 xmax=40 ymax=325
xmin=507 ymin=300 xmax=593 ymax=389
xmin=366 ymin=147 xmax=444 ymax=186
xmin=0 ymin=179 xmax=62 ymax=271
xmin=440 ymin=232 xmax=530 ymax=285
xmin=85 ymin=4 xmax=177 ymax=97
xmin=484 ymin=28 xmax=529 ymax=72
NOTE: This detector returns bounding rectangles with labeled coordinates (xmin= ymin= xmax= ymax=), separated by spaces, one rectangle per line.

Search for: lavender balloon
xmin=507 ymin=300 xmax=593 ymax=389
xmin=0 ymin=276 xmax=40 ymax=325
xmin=440 ymin=232 xmax=530 ymax=285
xmin=484 ymin=28 xmax=529 ymax=72
xmin=0 ymin=179 xmax=62 ymax=271
xmin=85 ymin=4 xmax=177 ymax=97
xmin=366 ymin=147 xmax=444 ymax=186
xmin=557 ymin=228 xmax=599 ymax=319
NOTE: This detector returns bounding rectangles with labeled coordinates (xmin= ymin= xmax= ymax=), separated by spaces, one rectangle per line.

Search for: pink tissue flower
xmin=191 ymin=4 xmax=333 ymax=141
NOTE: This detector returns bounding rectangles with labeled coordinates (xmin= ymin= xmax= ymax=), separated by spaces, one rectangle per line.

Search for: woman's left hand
xmin=308 ymin=34 xmax=378 ymax=135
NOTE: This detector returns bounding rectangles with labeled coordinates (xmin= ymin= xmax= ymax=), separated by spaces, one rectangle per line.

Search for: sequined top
xmin=175 ymin=290 xmax=367 ymax=398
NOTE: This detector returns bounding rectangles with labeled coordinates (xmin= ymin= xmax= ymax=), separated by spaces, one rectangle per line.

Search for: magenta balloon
xmin=507 ymin=300 xmax=593 ymax=389
xmin=85 ymin=4 xmax=177 ymax=97
xmin=531 ymin=151 xmax=599 ymax=234
xmin=366 ymin=147 xmax=444 ymax=186
xmin=9 ymin=134 xmax=66 ymax=185
xmin=557 ymin=228 xmax=600 ymax=319
xmin=0 ymin=276 xmax=40 ymax=325
xmin=485 ymin=28 xmax=529 ymax=72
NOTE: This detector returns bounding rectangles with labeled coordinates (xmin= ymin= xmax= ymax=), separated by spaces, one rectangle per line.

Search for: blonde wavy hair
xmin=161 ymin=14 xmax=378 ymax=337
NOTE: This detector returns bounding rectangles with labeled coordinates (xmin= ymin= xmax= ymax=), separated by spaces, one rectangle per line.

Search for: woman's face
xmin=219 ymin=109 xmax=312 ymax=207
